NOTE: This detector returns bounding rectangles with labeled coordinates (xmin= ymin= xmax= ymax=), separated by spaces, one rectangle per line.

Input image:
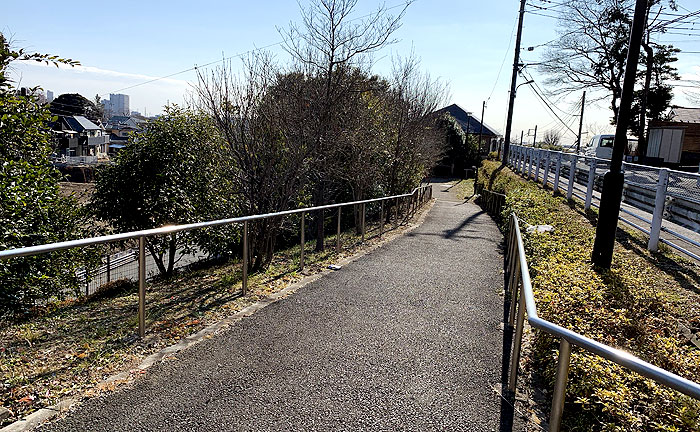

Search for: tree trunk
xmin=166 ymin=234 xmax=176 ymax=276
xmin=639 ymin=39 xmax=653 ymax=157
xmin=146 ymin=241 xmax=168 ymax=277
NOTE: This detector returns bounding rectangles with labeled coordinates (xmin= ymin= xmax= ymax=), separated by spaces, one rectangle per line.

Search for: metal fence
xmin=0 ymin=185 xmax=433 ymax=337
xmin=475 ymin=185 xmax=506 ymax=222
xmin=505 ymin=213 xmax=700 ymax=432
xmin=507 ymin=145 xmax=700 ymax=261
xmin=77 ymin=247 xmax=210 ymax=297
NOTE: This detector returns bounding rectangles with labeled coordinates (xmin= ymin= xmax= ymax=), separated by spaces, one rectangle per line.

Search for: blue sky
xmin=4 ymin=0 xmax=699 ymax=146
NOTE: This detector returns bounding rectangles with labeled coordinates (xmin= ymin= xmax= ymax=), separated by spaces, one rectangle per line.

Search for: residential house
xmin=104 ymin=115 xmax=144 ymax=154
xmin=436 ymin=104 xmax=502 ymax=154
xmin=648 ymin=107 xmax=700 ymax=166
xmin=52 ymin=115 xmax=108 ymax=158
xmin=434 ymin=103 xmax=502 ymax=177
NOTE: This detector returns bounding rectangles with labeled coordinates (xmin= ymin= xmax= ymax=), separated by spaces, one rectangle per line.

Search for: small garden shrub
xmin=477 ymin=160 xmax=700 ymax=431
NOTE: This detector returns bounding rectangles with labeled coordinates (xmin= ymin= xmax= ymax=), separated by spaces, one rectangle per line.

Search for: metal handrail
xmin=0 ymin=187 xmax=430 ymax=260
xmin=506 ymin=212 xmax=700 ymax=431
xmin=1 ymin=184 xmax=434 ymax=337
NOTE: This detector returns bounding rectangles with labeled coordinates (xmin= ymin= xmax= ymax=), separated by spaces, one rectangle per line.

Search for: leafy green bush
xmin=91 ymin=106 xmax=237 ymax=276
xmin=477 ymin=160 xmax=700 ymax=431
xmin=0 ymin=35 xmax=97 ymax=316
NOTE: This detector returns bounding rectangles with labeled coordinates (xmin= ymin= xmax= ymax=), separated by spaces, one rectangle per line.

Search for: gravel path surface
xmin=44 ymin=182 xmax=505 ymax=432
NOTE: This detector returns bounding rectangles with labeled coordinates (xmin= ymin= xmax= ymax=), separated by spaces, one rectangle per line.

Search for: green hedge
xmin=477 ymin=160 xmax=700 ymax=431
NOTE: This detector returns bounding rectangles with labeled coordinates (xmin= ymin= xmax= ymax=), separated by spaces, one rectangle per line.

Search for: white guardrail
xmin=505 ymin=212 xmax=700 ymax=432
xmin=507 ymin=145 xmax=700 ymax=261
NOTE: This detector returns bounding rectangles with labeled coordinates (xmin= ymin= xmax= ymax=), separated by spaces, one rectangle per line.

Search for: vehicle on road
xmin=582 ymin=134 xmax=638 ymax=161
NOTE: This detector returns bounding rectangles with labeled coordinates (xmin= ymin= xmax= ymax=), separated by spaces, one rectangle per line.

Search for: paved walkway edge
xmin=1 ymin=199 xmax=436 ymax=432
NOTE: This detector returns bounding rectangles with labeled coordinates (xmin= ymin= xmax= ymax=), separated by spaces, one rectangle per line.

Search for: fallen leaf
xmin=18 ymin=395 xmax=35 ymax=403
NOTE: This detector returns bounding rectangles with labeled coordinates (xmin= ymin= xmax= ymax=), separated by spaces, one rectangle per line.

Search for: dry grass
xmin=0 ymin=205 xmax=429 ymax=426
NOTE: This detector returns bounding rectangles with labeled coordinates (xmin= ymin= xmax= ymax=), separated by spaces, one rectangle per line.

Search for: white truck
xmin=582 ymin=134 xmax=639 ymax=161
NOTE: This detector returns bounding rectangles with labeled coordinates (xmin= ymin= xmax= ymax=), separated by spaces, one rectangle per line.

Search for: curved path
xmin=45 ymin=181 xmax=505 ymax=432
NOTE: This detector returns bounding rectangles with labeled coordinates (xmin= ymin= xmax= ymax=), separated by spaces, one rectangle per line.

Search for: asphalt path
xmin=45 ymin=181 xmax=506 ymax=432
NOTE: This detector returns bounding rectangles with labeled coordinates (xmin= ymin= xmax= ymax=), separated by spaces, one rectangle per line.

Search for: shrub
xmin=0 ymin=35 xmax=97 ymax=316
xmin=477 ymin=160 xmax=700 ymax=431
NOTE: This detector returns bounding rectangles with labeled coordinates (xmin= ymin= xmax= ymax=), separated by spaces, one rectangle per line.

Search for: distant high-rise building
xmin=109 ymin=93 xmax=130 ymax=116
xmin=46 ymin=90 xmax=54 ymax=102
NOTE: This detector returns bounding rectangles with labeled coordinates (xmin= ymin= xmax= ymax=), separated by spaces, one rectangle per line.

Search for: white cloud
xmin=17 ymin=60 xmax=190 ymax=87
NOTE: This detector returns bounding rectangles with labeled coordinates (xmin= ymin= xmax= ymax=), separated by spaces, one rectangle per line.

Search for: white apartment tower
xmin=107 ymin=93 xmax=130 ymax=116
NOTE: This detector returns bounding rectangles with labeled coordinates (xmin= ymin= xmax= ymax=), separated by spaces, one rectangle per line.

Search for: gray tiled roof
xmin=63 ymin=115 xmax=102 ymax=132
xmin=436 ymin=104 xmax=501 ymax=136
xmin=669 ymin=107 xmax=700 ymax=123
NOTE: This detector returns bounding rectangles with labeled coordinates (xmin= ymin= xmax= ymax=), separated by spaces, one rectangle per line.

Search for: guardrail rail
xmin=507 ymin=145 xmax=700 ymax=261
xmin=0 ymin=184 xmax=433 ymax=337
xmin=505 ymin=212 xmax=700 ymax=431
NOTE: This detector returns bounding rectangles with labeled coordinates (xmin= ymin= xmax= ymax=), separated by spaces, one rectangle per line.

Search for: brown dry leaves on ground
xmin=0 ymin=207 xmax=428 ymax=427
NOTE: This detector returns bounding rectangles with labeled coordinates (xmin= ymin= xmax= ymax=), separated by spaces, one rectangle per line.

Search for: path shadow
xmin=442 ymin=210 xmax=486 ymax=239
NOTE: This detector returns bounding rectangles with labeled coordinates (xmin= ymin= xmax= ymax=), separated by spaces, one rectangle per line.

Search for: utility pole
xmin=465 ymin=112 xmax=472 ymax=143
xmin=576 ymin=91 xmax=586 ymax=153
xmin=520 ymin=130 xmax=524 ymax=146
xmin=502 ymin=0 xmax=528 ymax=163
xmin=591 ymin=0 xmax=648 ymax=269
xmin=478 ymin=101 xmax=486 ymax=154
xmin=532 ymin=125 xmax=538 ymax=147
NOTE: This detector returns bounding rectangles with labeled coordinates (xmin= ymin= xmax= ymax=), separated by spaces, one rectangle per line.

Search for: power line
xmin=520 ymin=70 xmax=578 ymax=136
xmin=99 ymin=0 xmax=415 ymax=97
xmin=488 ymin=14 xmax=520 ymax=102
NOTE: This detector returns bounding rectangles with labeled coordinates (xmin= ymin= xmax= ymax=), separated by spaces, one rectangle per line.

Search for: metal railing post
xmin=394 ymin=197 xmax=398 ymax=229
xmin=535 ymin=149 xmax=542 ymax=181
xmin=585 ymin=158 xmax=596 ymax=211
xmin=300 ymin=211 xmax=305 ymax=270
xmin=508 ymin=292 xmax=526 ymax=391
xmin=553 ymin=152 xmax=562 ymax=194
xmin=138 ymin=236 xmax=146 ymax=338
xmin=567 ymin=155 xmax=578 ymax=200
xmin=648 ymin=168 xmax=669 ymax=251
xmin=518 ymin=147 xmax=523 ymax=174
xmin=380 ymin=200 xmax=384 ymax=238
xmin=106 ymin=254 xmax=111 ymax=283
xmin=242 ymin=220 xmax=248 ymax=295
xmin=528 ymin=148 xmax=534 ymax=179
xmin=336 ymin=207 xmax=341 ymax=253
xmin=519 ymin=147 xmax=525 ymax=175
xmin=361 ymin=203 xmax=366 ymax=242
xmin=549 ymin=338 xmax=572 ymax=432
xmin=543 ymin=150 xmax=551 ymax=187
xmin=508 ymin=262 xmax=520 ymax=327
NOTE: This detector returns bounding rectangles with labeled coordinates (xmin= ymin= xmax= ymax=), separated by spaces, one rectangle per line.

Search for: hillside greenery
xmin=477 ymin=160 xmax=700 ymax=431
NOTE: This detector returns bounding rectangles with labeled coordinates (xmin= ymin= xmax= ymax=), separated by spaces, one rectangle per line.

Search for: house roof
xmin=669 ymin=107 xmax=700 ymax=123
xmin=107 ymin=115 xmax=141 ymax=129
xmin=63 ymin=115 xmax=102 ymax=132
xmin=436 ymin=104 xmax=501 ymax=137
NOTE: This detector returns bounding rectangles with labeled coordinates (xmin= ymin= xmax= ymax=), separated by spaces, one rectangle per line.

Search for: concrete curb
xmin=2 ymin=199 xmax=435 ymax=432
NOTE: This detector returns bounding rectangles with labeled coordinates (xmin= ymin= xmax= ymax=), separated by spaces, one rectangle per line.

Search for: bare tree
xmin=384 ymin=54 xmax=447 ymax=195
xmin=195 ymin=54 xmax=310 ymax=270
xmin=279 ymin=0 xmax=411 ymax=251
xmin=539 ymin=0 xmax=678 ymax=133
xmin=541 ymin=129 xmax=562 ymax=148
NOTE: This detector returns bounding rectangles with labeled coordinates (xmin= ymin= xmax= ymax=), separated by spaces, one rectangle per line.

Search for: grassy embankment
xmin=0 ymin=203 xmax=429 ymax=426
xmin=477 ymin=160 xmax=700 ymax=431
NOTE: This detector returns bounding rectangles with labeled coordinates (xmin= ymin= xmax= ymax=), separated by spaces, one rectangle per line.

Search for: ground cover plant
xmin=0 ymin=206 xmax=428 ymax=427
xmin=477 ymin=160 xmax=700 ymax=431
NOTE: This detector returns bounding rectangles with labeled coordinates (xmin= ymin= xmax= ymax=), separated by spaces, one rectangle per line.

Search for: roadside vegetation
xmin=477 ymin=160 xmax=700 ymax=431
xmin=0 ymin=208 xmax=428 ymax=426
